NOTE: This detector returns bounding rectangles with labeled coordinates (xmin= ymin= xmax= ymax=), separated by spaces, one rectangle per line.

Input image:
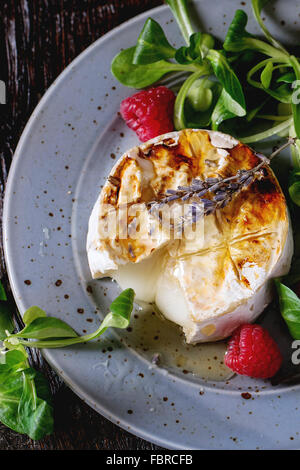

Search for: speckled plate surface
xmin=3 ymin=0 xmax=300 ymax=450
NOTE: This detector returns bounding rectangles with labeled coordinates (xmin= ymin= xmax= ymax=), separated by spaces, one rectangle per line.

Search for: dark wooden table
xmin=0 ymin=0 xmax=164 ymax=450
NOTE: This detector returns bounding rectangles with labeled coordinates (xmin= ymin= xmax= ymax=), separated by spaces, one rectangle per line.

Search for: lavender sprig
xmin=147 ymin=138 xmax=295 ymax=225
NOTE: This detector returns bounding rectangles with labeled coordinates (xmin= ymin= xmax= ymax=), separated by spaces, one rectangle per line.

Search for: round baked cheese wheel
xmin=87 ymin=129 xmax=293 ymax=343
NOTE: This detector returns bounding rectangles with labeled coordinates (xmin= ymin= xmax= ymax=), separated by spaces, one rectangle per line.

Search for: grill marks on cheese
xmin=87 ymin=129 xmax=292 ymax=342
xmin=93 ymin=130 xmax=288 ymax=322
xmin=99 ymin=130 xmax=286 ymax=275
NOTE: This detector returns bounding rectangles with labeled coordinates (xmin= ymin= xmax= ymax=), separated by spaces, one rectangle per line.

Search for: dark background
xmin=0 ymin=0 xmax=164 ymax=451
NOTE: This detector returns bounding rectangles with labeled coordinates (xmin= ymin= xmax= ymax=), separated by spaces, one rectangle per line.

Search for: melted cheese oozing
xmin=87 ymin=130 xmax=293 ymax=343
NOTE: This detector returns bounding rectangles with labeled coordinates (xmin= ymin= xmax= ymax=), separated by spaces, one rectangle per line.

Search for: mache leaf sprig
xmin=3 ymin=288 xmax=135 ymax=350
xmin=111 ymin=0 xmax=300 ymax=204
xmin=0 ymin=286 xmax=135 ymax=440
xmin=111 ymin=0 xmax=247 ymax=132
xmin=223 ymin=2 xmax=300 ymax=173
xmin=275 ymin=281 xmax=300 ymax=340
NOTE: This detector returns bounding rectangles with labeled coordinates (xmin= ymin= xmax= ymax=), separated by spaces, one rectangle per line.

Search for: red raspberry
xmin=224 ymin=324 xmax=282 ymax=378
xmin=120 ymin=86 xmax=175 ymax=142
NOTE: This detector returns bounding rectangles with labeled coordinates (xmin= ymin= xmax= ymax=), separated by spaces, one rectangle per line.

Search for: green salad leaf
xmin=251 ymin=0 xmax=288 ymax=54
xmin=289 ymin=127 xmax=300 ymax=169
xmin=13 ymin=316 xmax=79 ymax=340
xmin=277 ymin=72 xmax=296 ymax=84
xmin=207 ymin=49 xmax=246 ymax=121
xmin=276 ymin=281 xmax=300 ymax=340
xmin=211 ymin=88 xmax=239 ymax=129
xmin=17 ymin=368 xmax=54 ymax=440
xmin=132 ymin=18 xmax=176 ymax=64
xmin=111 ymin=47 xmax=199 ymax=88
xmin=175 ymin=32 xmax=203 ymax=65
xmin=0 ymin=349 xmax=53 ymax=440
xmin=23 ymin=306 xmax=47 ymax=325
xmin=173 ymin=68 xmax=211 ymax=129
xmin=175 ymin=32 xmax=214 ymax=64
xmin=260 ymin=61 xmax=273 ymax=89
xmin=110 ymin=0 xmax=299 ymax=173
xmin=0 ymin=288 xmax=135 ymax=440
xmin=223 ymin=9 xmax=288 ymax=61
xmin=246 ymin=57 xmax=294 ymax=103
xmin=290 ymin=56 xmax=300 ymax=139
xmin=110 ymin=287 xmax=135 ymax=319
xmin=186 ymin=76 xmax=214 ymax=112
xmin=4 ymin=288 xmax=135 ymax=349
xmin=223 ymin=9 xmax=253 ymax=53
xmin=111 ymin=47 xmax=172 ymax=88
xmin=165 ymin=0 xmax=195 ymax=45
xmin=289 ymin=170 xmax=300 ymax=206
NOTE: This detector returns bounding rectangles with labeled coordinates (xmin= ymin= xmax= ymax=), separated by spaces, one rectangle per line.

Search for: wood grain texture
xmin=0 ymin=0 xmax=164 ymax=450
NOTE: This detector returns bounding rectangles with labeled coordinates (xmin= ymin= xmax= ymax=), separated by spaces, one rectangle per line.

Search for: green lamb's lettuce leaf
xmin=211 ymin=88 xmax=238 ymax=129
xmin=173 ymin=66 xmax=211 ymax=130
xmin=251 ymin=0 xmax=288 ymax=54
xmin=186 ymin=76 xmax=214 ymax=112
xmin=289 ymin=170 xmax=300 ymax=206
xmin=0 ymin=349 xmax=53 ymax=440
xmin=0 ymin=349 xmax=28 ymax=368
xmin=0 ymin=289 xmax=135 ymax=440
xmin=262 ymin=83 xmax=292 ymax=104
xmin=223 ymin=9 xmax=253 ymax=53
xmin=260 ymin=61 xmax=273 ymax=89
xmin=111 ymin=47 xmax=200 ymax=89
xmin=292 ymin=140 xmax=300 ymax=170
xmin=223 ymin=9 xmax=288 ymax=61
xmin=277 ymin=72 xmax=296 ymax=84
xmin=290 ymin=56 xmax=300 ymax=139
xmin=175 ymin=32 xmax=214 ymax=65
xmin=275 ymin=281 xmax=300 ymax=340
xmin=110 ymin=287 xmax=135 ymax=320
xmin=17 ymin=368 xmax=53 ymax=440
xmin=242 ymin=115 xmax=293 ymax=143
xmin=174 ymin=48 xmax=246 ymax=131
xmin=0 ymin=364 xmax=53 ymax=440
xmin=4 ymin=288 xmax=135 ymax=349
xmin=289 ymin=124 xmax=300 ymax=169
xmin=175 ymin=32 xmax=203 ymax=65
xmin=247 ymin=59 xmax=293 ymax=103
xmin=13 ymin=317 xmax=79 ymax=340
xmin=0 ymin=365 xmax=28 ymax=434
xmin=132 ymin=18 xmax=176 ymax=65
xmin=111 ymin=47 xmax=171 ymax=88
xmin=206 ymin=49 xmax=246 ymax=123
xmin=0 ymin=285 xmax=54 ymax=440
xmin=23 ymin=306 xmax=47 ymax=326
xmin=173 ymin=72 xmax=221 ymax=130
xmin=165 ymin=0 xmax=195 ymax=45
xmin=198 ymin=33 xmax=215 ymax=58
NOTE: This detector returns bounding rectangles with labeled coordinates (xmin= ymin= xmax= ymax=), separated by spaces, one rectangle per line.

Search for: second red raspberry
xmin=224 ymin=323 xmax=283 ymax=378
xmin=120 ymin=86 xmax=175 ymax=142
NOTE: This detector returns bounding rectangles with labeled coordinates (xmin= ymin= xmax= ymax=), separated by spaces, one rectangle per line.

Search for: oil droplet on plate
xmin=122 ymin=302 xmax=233 ymax=382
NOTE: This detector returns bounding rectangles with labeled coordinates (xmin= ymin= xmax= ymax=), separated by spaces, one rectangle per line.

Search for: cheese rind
xmin=87 ymin=129 xmax=293 ymax=343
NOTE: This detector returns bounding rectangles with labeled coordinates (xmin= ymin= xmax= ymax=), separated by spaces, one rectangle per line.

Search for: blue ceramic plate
xmin=3 ymin=0 xmax=300 ymax=449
